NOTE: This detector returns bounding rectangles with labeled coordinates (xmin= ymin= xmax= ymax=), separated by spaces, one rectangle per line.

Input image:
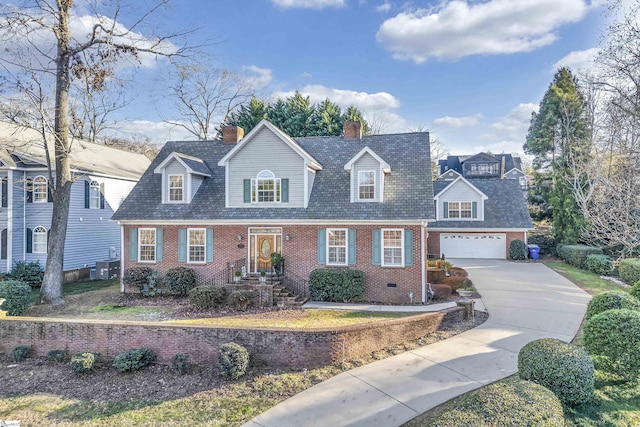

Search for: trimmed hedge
xmin=509 ymin=239 xmax=528 ymax=260
xmin=11 ymin=345 xmax=32 ymax=362
xmin=527 ymin=233 xmax=557 ymax=256
xmin=447 ymin=267 xmax=468 ymax=278
xmin=165 ymin=267 xmax=197 ymax=295
xmin=47 ymin=349 xmax=69 ymax=363
xmin=5 ymin=261 xmax=44 ymax=287
xmin=631 ymin=280 xmax=640 ymax=300
xmin=309 ymin=268 xmax=365 ymax=302
xmin=518 ymin=338 xmax=594 ymax=406
xmin=227 ymin=290 xmax=257 ymax=311
xmin=585 ymin=291 xmax=640 ymax=321
xmin=441 ymin=276 xmax=472 ymax=291
xmin=71 ymin=352 xmax=101 ymax=373
xmin=123 ymin=267 xmax=158 ymax=296
xmin=172 ymin=353 xmax=191 ymax=375
xmin=113 ymin=347 xmax=156 ymax=372
xmin=189 ymin=285 xmax=226 ymax=309
xmin=585 ymin=254 xmax=613 ymax=275
xmin=0 ymin=279 xmax=32 ymax=316
xmin=426 ymin=377 xmax=565 ymax=426
xmin=584 ymin=309 xmax=640 ymax=380
xmin=557 ymin=245 xmax=603 ymax=269
xmin=218 ymin=342 xmax=249 ymax=380
xmin=619 ymin=258 xmax=640 ymax=285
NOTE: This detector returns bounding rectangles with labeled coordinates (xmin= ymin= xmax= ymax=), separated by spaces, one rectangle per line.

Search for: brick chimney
xmin=343 ymin=121 xmax=362 ymax=139
xmin=222 ymin=126 xmax=244 ymax=143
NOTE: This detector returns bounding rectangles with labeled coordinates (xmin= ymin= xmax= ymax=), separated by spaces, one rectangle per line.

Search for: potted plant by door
xmin=270 ymin=252 xmax=283 ymax=275
xmin=259 ymin=271 xmax=267 ymax=283
xmin=234 ymin=270 xmax=242 ymax=283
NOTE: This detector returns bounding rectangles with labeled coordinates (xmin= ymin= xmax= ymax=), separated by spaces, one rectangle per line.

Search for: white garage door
xmin=440 ymin=233 xmax=507 ymax=259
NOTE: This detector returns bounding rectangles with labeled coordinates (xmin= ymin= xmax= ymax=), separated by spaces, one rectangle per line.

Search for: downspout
xmin=120 ymin=223 xmax=125 ymax=293
xmin=421 ymin=221 xmax=427 ymax=304
xmin=23 ymin=170 xmax=26 ymax=261
xmin=6 ymin=170 xmax=13 ymax=271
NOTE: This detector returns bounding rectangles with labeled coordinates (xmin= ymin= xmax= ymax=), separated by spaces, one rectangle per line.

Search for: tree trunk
xmin=40 ymin=0 xmax=72 ymax=305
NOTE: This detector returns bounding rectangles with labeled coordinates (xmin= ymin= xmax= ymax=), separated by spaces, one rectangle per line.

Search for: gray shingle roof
xmin=430 ymin=179 xmax=533 ymax=229
xmin=175 ymin=153 xmax=211 ymax=176
xmin=113 ymin=132 xmax=435 ymax=222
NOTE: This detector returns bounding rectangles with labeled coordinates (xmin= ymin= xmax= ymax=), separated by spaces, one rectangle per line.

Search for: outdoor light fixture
xmin=237 ymin=234 xmax=243 ymax=241
xmin=285 ymin=234 xmax=291 ymax=241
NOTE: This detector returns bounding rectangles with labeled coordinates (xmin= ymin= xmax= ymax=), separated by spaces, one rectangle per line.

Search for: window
xmin=33 ymin=226 xmax=47 ymax=253
xmin=327 ymin=229 xmax=348 ymax=265
xmin=519 ymin=176 xmax=527 ymax=188
xmin=188 ymin=228 xmax=206 ymax=263
xmin=448 ymin=201 xmax=472 ymax=219
xmin=138 ymin=228 xmax=156 ymax=262
xmin=33 ymin=176 xmax=48 ymax=203
xmin=358 ymin=171 xmax=375 ymax=200
xmin=382 ymin=229 xmax=403 ymax=267
xmin=168 ymin=174 xmax=184 ymax=202
xmin=89 ymin=180 xmax=101 ymax=209
xmin=252 ymin=170 xmax=281 ymax=203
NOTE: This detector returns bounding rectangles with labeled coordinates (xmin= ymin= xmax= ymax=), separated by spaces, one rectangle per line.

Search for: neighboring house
xmin=428 ymin=175 xmax=533 ymax=259
xmin=113 ymin=120 xmax=436 ymax=304
xmin=437 ymin=152 xmax=529 ymax=191
xmin=0 ymin=121 xmax=151 ymax=274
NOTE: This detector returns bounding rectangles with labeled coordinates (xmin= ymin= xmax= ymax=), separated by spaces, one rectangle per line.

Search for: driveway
xmin=243 ymin=259 xmax=591 ymax=427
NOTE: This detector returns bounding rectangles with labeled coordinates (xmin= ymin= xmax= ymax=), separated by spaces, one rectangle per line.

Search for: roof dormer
xmin=154 ymin=152 xmax=211 ymax=203
xmin=344 ymin=146 xmax=390 ymax=203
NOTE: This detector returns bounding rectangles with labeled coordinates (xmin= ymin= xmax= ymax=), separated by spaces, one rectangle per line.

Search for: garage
xmin=440 ymin=233 xmax=506 ymax=259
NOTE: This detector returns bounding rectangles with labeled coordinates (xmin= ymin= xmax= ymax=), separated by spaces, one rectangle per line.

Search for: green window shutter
xmin=443 ymin=202 xmax=449 ymax=219
xmin=26 ymin=228 xmax=32 ymax=254
xmin=348 ymin=229 xmax=356 ymax=265
xmin=472 ymin=201 xmax=478 ymax=218
xmin=317 ymin=229 xmax=326 ymax=264
xmin=26 ymin=179 xmax=33 ymax=203
xmin=243 ymin=179 xmax=251 ymax=203
xmin=100 ymin=183 xmax=105 ymax=209
xmin=84 ymin=181 xmax=90 ymax=209
xmin=206 ymin=228 xmax=214 ymax=262
xmin=281 ymin=178 xmax=289 ymax=203
xmin=372 ymin=229 xmax=381 ymax=266
xmin=155 ymin=229 xmax=163 ymax=262
xmin=178 ymin=228 xmax=187 ymax=262
xmin=129 ymin=228 xmax=137 ymax=261
xmin=404 ymin=230 xmax=414 ymax=267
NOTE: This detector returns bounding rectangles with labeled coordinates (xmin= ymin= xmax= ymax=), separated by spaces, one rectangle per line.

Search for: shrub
xmin=123 ymin=267 xmax=158 ymax=296
xmin=172 ymin=353 xmax=191 ymax=375
xmin=0 ymin=279 xmax=32 ymax=315
xmin=527 ymin=233 xmax=557 ymax=256
xmin=227 ymin=290 xmax=257 ymax=311
xmin=584 ymin=309 xmax=640 ymax=380
xmin=426 ymin=259 xmax=452 ymax=269
xmin=631 ymin=280 xmax=640 ymax=300
xmin=47 ymin=349 xmax=69 ymax=363
xmin=447 ymin=267 xmax=468 ymax=278
xmin=11 ymin=345 xmax=32 ymax=362
xmin=585 ymin=254 xmax=613 ymax=275
xmin=585 ymin=291 xmax=640 ymax=321
xmin=441 ymin=276 xmax=472 ymax=291
xmin=71 ymin=352 xmax=101 ymax=373
xmin=189 ymin=285 xmax=226 ymax=309
xmin=509 ymin=239 xmax=528 ymax=260
xmin=427 ymin=377 xmax=564 ymax=427
xmin=164 ymin=267 xmax=197 ymax=295
xmin=432 ymin=284 xmax=453 ymax=300
xmin=309 ymin=268 xmax=365 ymax=302
xmin=218 ymin=342 xmax=249 ymax=380
xmin=618 ymin=258 xmax=640 ymax=285
xmin=557 ymin=245 xmax=603 ymax=269
xmin=113 ymin=347 xmax=157 ymax=372
xmin=6 ymin=261 xmax=44 ymax=287
xmin=518 ymin=338 xmax=594 ymax=405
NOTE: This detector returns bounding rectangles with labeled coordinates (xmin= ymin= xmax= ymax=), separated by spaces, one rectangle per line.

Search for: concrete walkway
xmin=302 ymin=301 xmax=458 ymax=312
xmin=243 ymin=260 xmax=590 ymax=427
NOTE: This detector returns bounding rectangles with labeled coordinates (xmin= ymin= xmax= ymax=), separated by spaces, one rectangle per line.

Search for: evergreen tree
xmin=342 ymin=105 xmax=372 ymax=135
xmin=282 ymin=92 xmax=314 ymax=137
xmin=225 ymin=97 xmax=267 ymax=133
xmin=310 ymin=98 xmax=343 ymax=136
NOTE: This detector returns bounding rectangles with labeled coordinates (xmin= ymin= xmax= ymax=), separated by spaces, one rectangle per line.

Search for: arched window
xmin=33 ymin=226 xmax=47 ymax=253
xmin=252 ymin=170 xmax=280 ymax=203
xmin=33 ymin=176 xmax=48 ymax=203
xmin=90 ymin=180 xmax=101 ymax=209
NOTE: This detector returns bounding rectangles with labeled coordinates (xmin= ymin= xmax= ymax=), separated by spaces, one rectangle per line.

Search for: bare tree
xmin=410 ymin=123 xmax=449 ymax=178
xmin=366 ymin=113 xmax=391 ymax=135
xmin=165 ymin=63 xmax=254 ymax=140
xmin=0 ymin=0 xmax=190 ymax=304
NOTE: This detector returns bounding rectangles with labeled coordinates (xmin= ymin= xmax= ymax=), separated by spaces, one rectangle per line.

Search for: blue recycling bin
xmin=527 ymin=244 xmax=540 ymax=260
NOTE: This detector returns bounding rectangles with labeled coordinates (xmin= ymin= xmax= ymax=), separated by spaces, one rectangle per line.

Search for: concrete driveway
xmin=243 ymin=259 xmax=591 ymax=427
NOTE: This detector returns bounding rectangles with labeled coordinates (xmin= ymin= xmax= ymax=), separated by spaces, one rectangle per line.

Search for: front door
xmin=249 ymin=227 xmax=282 ymax=273
xmin=256 ymin=235 xmax=275 ymax=271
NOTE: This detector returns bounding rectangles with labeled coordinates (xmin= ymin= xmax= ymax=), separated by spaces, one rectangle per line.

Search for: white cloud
xmin=243 ymin=65 xmax=274 ymax=88
xmin=376 ymin=0 xmax=590 ymax=62
xmin=552 ymin=48 xmax=600 ymax=73
xmin=482 ymin=103 xmax=538 ymax=143
xmin=270 ymin=0 xmax=345 ymax=9
xmin=473 ymin=140 xmax=527 ymax=156
xmin=108 ymin=120 xmax=195 ymax=144
xmin=433 ymin=113 xmax=483 ymax=128
xmin=376 ymin=2 xmax=392 ymax=13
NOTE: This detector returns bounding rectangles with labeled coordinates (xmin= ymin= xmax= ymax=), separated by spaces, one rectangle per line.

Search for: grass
xmin=30 ymin=279 xmax=119 ymax=303
xmin=544 ymin=261 xmax=629 ymax=295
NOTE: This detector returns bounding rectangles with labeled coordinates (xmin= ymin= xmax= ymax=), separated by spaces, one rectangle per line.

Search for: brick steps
xmin=273 ymin=285 xmax=306 ymax=309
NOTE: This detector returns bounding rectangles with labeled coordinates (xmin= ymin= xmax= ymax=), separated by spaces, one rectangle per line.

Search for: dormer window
xmin=89 ymin=180 xmax=101 ymax=208
xmin=168 ymin=174 xmax=184 ymax=202
xmin=33 ymin=176 xmax=48 ymax=203
xmin=448 ymin=201 xmax=472 ymax=218
xmin=252 ymin=170 xmax=281 ymax=203
xmin=358 ymin=171 xmax=375 ymax=200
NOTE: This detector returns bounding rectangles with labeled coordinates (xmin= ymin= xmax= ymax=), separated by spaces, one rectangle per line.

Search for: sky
xmin=3 ymin=0 xmax=621 ymax=157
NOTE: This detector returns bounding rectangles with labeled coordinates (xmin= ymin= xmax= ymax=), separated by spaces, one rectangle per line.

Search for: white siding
xmin=437 ymin=180 xmax=484 ymax=220
xmin=163 ymin=159 xmax=187 ymax=203
xmin=227 ymin=127 xmax=305 ymax=207
xmin=191 ymin=175 xmax=204 ymax=200
xmin=352 ymin=153 xmax=381 ymax=202
xmin=307 ymin=169 xmax=315 ymax=206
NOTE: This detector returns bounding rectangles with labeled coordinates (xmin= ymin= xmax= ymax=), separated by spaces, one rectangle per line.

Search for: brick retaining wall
xmin=0 ymin=307 xmax=464 ymax=368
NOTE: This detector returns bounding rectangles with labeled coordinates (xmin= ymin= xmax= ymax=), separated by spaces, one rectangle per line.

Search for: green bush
xmin=164 ymin=267 xmax=197 ymax=295
xmin=47 ymin=349 xmax=69 ymax=363
xmin=123 ymin=267 xmax=158 ymax=296
xmin=558 ymin=245 xmax=603 ymax=269
xmin=309 ymin=268 xmax=365 ymax=302
xmin=11 ymin=345 xmax=32 ymax=362
xmin=630 ymin=280 xmax=640 ymax=300
xmin=113 ymin=347 xmax=157 ymax=372
xmin=509 ymin=239 xmax=528 ymax=260
xmin=618 ymin=258 xmax=640 ymax=285
xmin=527 ymin=233 xmax=557 ymax=256
xmin=585 ymin=291 xmax=640 ymax=321
xmin=172 ymin=353 xmax=191 ymax=375
xmin=447 ymin=267 xmax=468 ymax=278
xmin=6 ymin=261 xmax=44 ymax=287
xmin=441 ymin=276 xmax=472 ymax=291
xmin=426 ymin=377 xmax=564 ymax=427
xmin=218 ymin=342 xmax=249 ymax=380
xmin=189 ymin=285 xmax=226 ymax=309
xmin=71 ymin=352 xmax=101 ymax=373
xmin=0 ymin=279 xmax=32 ymax=315
xmin=518 ymin=338 xmax=594 ymax=406
xmin=227 ymin=290 xmax=257 ymax=311
xmin=584 ymin=309 xmax=640 ymax=380
xmin=585 ymin=254 xmax=613 ymax=275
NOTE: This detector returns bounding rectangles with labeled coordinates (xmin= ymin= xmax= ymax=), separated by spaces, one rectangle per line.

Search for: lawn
xmin=30 ymin=279 xmax=120 ymax=303
xmin=544 ymin=261 xmax=629 ymax=295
